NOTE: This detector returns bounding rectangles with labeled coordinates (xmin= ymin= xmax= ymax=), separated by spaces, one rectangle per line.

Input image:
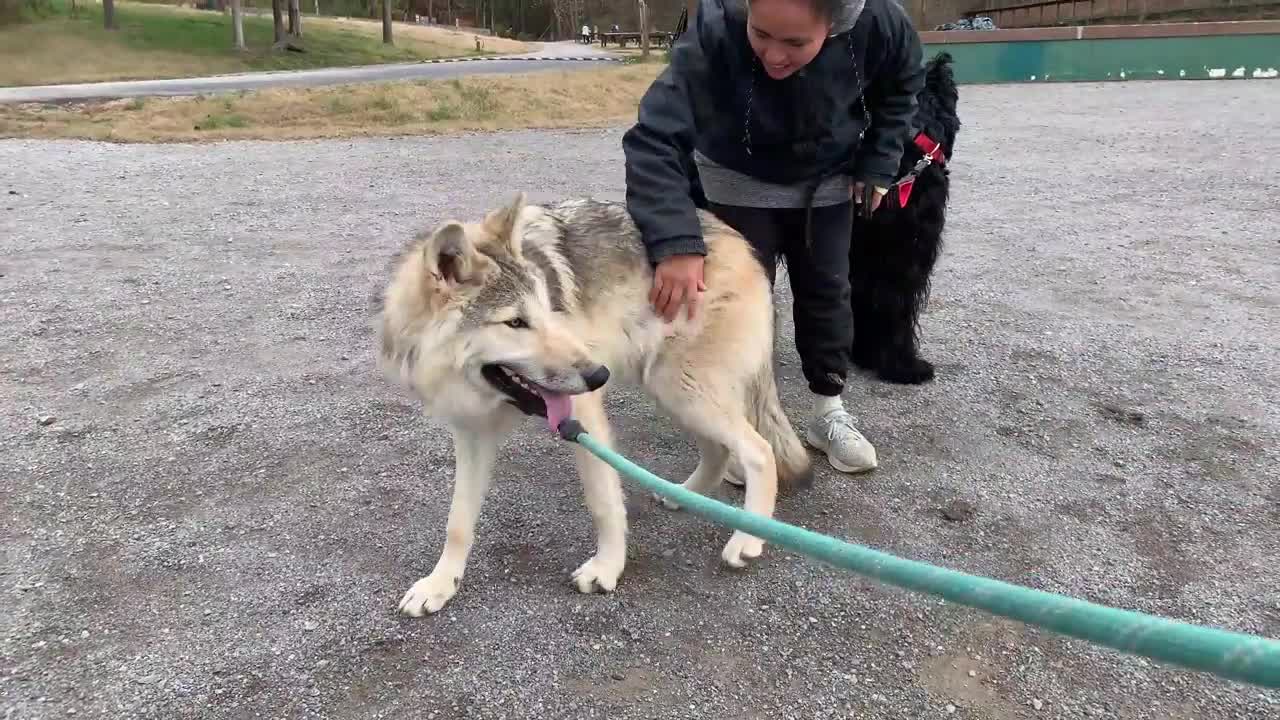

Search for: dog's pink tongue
xmin=540 ymin=390 xmax=572 ymax=435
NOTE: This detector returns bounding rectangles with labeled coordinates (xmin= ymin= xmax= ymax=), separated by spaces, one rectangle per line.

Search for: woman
xmin=622 ymin=0 xmax=924 ymax=475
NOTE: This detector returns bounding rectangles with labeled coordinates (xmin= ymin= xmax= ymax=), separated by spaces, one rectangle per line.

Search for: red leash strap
xmin=896 ymin=177 xmax=915 ymax=208
xmin=892 ymin=132 xmax=947 ymax=208
xmin=914 ymin=133 xmax=946 ymax=166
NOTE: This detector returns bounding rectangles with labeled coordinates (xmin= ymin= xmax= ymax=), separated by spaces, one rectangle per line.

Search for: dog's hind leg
xmin=567 ymin=390 xmax=628 ymax=595
xmin=655 ymin=436 xmax=731 ymax=511
xmin=398 ymin=423 xmax=507 ymax=617
xmin=650 ymin=375 xmax=777 ymax=569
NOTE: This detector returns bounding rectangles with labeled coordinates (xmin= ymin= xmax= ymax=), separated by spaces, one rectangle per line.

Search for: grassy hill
xmin=1 ymin=0 xmax=526 ymax=87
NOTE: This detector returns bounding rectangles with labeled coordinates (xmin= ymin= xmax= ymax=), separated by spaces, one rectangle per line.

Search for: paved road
xmin=0 ymin=42 xmax=621 ymax=104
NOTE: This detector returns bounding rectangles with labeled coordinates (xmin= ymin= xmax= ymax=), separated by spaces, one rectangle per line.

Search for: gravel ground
xmin=2 ymin=79 xmax=1279 ymax=720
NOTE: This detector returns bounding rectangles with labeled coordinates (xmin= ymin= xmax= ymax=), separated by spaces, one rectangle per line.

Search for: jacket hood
xmin=720 ymin=0 xmax=867 ymax=35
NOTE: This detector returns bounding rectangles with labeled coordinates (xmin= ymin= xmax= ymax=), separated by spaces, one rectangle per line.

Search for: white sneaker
xmin=805 ymin=409 xmax=878 ymax=473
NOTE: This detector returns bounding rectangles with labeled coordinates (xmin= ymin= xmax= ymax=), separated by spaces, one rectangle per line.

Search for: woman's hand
xmin=650 ymin=254 xmax=706 ymax=323
xmin=852 ymin=180 xmax=888 ymax=217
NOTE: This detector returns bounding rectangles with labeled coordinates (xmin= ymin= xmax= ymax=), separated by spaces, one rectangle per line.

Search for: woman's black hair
xmin=749 ymin=0 xmax=845 ymax=23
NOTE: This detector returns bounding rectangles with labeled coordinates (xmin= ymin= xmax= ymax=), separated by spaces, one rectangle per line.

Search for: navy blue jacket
xmin=622 ymin=0 xmax=925 ymax=264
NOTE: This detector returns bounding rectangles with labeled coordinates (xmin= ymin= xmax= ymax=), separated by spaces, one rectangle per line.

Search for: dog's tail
xmin=924 ymin=51 xmax=958 ymax=99
xmin=926 ymin=51 xmax=955 ymax=77
xmin=745 ymin=362 xmax=813 ymax=492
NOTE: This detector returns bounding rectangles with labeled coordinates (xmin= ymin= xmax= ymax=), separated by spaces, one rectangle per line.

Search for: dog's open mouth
xmin=481 ymin=364 xmax=572 ymax=433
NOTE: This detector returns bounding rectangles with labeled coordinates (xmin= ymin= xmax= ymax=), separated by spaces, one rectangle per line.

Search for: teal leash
xmin=556 ymin=419 xmax=1280 ymax=690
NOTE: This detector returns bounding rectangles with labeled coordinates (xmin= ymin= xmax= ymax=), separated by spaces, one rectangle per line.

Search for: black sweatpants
xmin=708 ymin=201 xmax=854 ymax=397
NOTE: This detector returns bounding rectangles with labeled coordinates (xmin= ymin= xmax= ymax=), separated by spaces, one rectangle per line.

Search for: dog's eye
xmin=504 ymin=317 xmax=529 ymax=329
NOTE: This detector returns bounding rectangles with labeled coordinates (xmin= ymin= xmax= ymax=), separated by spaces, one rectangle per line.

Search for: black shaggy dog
xmin=849 ymin=51 xmax=962 ymax=385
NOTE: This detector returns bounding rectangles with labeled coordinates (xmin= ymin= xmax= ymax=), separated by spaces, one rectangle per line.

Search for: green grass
xmin=0 ymin=0 xmax=480 ymax=86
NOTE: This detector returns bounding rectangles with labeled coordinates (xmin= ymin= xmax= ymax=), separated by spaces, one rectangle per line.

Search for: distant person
xmin=582 ymin=24 xmax=591 ymax=44
xmin=621 ymin=0 xmax=925 ymax=475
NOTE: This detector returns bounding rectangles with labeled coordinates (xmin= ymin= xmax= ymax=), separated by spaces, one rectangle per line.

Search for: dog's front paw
xmin=571 ymin=553 xmax=625 ymax=594
xmin=397 ymin=572 xmax=459 ymax=617
xmin=720 ymin=531 xmax=764 ymax=569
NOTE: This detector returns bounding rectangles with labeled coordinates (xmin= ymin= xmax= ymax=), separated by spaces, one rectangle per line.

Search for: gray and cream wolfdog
xmin=374 ymin=193 xmax=811 ymax=616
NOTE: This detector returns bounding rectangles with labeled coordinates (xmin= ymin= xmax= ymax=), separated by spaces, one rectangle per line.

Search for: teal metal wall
xmin=921 ymin=34 xmax=1280 ymax=83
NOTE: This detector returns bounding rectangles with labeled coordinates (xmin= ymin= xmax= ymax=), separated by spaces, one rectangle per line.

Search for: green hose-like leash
xmin=557 ymin=419 xmax=1280 ymax=690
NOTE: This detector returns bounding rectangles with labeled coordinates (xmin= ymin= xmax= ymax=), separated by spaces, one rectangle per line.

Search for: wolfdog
xmin=374 ymin=193 xmax=812 ymax=616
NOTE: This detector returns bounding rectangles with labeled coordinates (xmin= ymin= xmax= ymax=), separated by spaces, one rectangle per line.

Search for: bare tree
xmin=637 ymin=0 xmax=649 ymax=58
xmin=231 ymin=0 xmax=246 ymax=49
xmin=272 ymin=0 xmax=286 ymax=42
xmin=382 ymin=0 xmax=393 ymax=43
xmin=288 ymin=0 xmax=302 ymax=36
xmin=103 ymin=0 xmax=116 ymax=29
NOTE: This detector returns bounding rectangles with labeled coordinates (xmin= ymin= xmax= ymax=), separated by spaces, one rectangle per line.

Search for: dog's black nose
xmin=581 ymin=365 xmax=610 ymax=391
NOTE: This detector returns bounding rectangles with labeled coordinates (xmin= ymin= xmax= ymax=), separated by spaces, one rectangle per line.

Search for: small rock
xmin=946 ymin=704 xmax=956 ymax=714
xmin=968 ymin=670 xmax=977 ymax=677
xmin=941 ymin=499 xmax=976 ymax=523
xmin=1032 ymin=698 xmax=1044 ymax=710
xmin=1100 ymin=403 xmax=1146 ymax=427
xmin=661 ymin=549 xmax=674 ymax=559
xmin=37 ymin=415 xmax=57 ymax=426
xmin=303 ymin=621 xmax=319 ymax=631
xmin=610 ymin=672 xmax=625 ymax=681
xmin=135 ymin=674 xmax=161 ymax=685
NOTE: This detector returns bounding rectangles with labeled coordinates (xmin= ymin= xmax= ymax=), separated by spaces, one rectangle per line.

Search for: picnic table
xmin=597 ymin=31 xmax=676 ymax=48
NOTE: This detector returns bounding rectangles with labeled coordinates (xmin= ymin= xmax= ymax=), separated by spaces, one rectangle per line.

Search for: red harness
xmin=892 ymin=132 xmax=948 ymax=208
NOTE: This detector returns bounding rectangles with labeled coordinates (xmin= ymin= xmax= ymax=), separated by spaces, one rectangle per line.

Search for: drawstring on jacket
xmin=738 ymin=33 xmax=872 ymax=251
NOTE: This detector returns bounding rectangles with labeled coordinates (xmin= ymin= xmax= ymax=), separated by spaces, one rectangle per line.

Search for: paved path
xmin=0 ymin=41 xmax=621 ymax=104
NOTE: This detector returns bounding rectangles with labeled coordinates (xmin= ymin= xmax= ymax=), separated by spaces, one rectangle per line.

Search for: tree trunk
xmin=272 ymin=0 xmax=286 ymax=42
xmin=231 ymin=0 xmax=245 ymax=49
xmin=288 ymin=0 xmax=301 ymax=36
xmin=638 ymin=0 xmax=649 ymax=58
xmin=382 ymin=0 xmax=393 ymax=43
xmin=103 ymin=0 xmax=116 ymax=29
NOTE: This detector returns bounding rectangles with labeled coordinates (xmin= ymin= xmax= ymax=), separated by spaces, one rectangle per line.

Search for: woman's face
xmin=747 ymin=0 xmax=831 ymax=80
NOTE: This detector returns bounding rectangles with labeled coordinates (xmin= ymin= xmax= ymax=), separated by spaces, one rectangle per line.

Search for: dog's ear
xmin=482 ymin=192 xmax=527 ymax=258
xmin=423 ymin=221 xmax=483 ymax=288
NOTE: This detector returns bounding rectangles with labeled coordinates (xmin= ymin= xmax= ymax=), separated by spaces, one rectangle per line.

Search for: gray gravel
xmin=3 ymin=78 xmax=1279 ymax=719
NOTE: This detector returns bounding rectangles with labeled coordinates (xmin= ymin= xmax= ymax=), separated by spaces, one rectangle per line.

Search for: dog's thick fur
xmin=849 ymin=52 xmax=961 ymax=385
xmin=374 ymin=193 xmax=812 ymax=616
